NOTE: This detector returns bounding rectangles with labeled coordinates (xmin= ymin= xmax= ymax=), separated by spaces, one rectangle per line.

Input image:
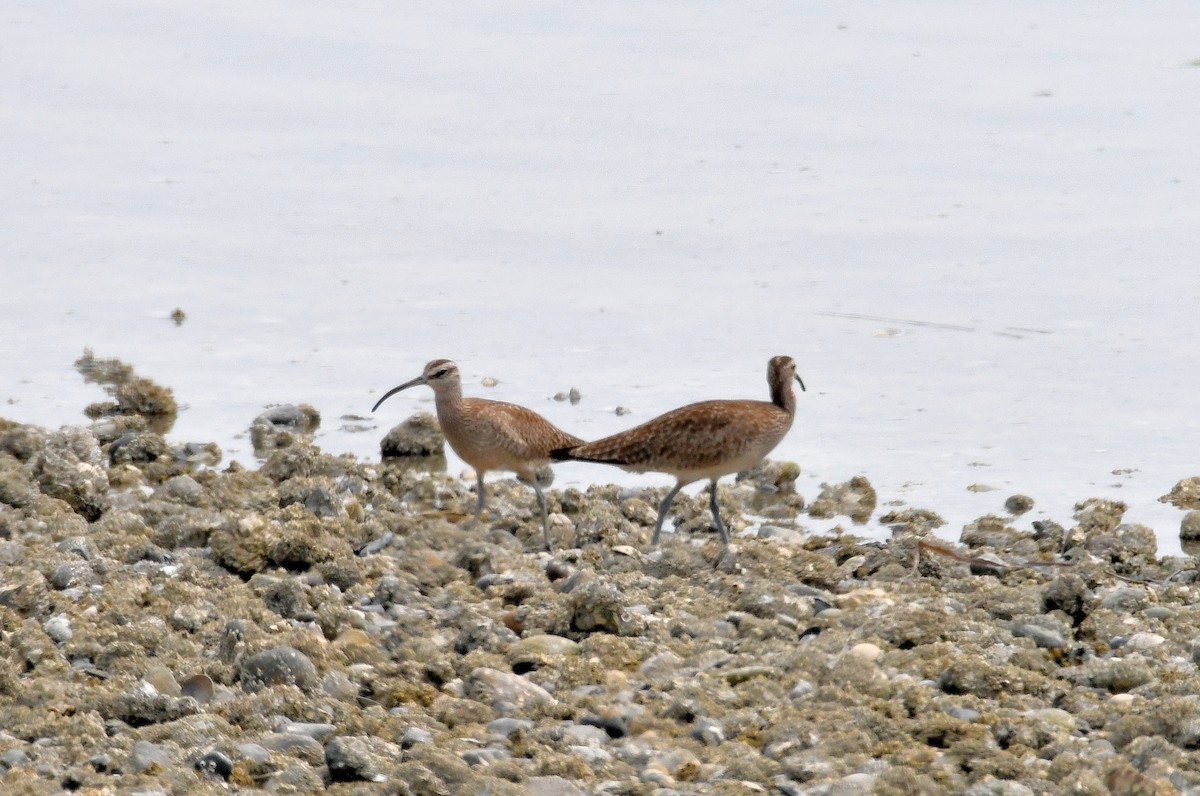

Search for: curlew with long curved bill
xmin=551 ymin=356 xmax=805 ymax=545
xmin=372 ymin=359 xmax=582 ymax=550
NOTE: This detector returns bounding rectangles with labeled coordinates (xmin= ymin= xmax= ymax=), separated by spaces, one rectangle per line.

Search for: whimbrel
xmin=551 ymin=356 xmax=805 ymax=545
xmin=372 ymin=359 xmax=582 ymax=550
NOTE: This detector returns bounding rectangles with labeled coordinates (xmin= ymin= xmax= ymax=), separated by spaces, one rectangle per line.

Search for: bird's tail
xmin=550 ymin=446 xmax=577 ymax=462
xmin=551 ymin=445 xmax=628 ymax=466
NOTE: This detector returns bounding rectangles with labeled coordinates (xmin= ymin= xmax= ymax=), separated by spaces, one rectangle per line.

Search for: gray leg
xmin=709 ymin=480 xmax=730 ymax=545
xmin=475 ymin=473 xmax=486 ymax=521
xmin=519 ymin=477 xmax=552 ymax=551
xmin=650 ymin=483 xmax=686 ymax=545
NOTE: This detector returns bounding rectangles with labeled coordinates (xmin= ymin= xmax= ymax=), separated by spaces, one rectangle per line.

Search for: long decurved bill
xmin=371 ymin=376 xmax=425 ymax=412
xmin=796 ymin=374 xmax=807 ymax=392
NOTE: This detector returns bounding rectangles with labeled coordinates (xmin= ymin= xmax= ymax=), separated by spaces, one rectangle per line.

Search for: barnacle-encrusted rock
xmin=380 ymin=411 xmax=445 ymax=458
xmin=807 ymin=475 xmax=876 ymax=523
xmin=1160 ymin=477 xmax=1200 ymax=510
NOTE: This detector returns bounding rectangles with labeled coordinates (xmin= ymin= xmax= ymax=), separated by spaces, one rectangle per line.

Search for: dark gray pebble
xmin=239 ymin=646 xmax=318 ymax=692
xmin=195 ymin=750 xmax=233 ymax=780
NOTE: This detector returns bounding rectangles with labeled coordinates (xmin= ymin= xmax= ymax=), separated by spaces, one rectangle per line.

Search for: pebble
xmin=49 ymin=562 xmax=91 ymax=590
xmin=128 ymin=741 xmax=173 ymax=774
xmin=5 ymin=409 xmax=1200 ymax=794
xmin=401 ymin=727 xmax=434 ymax=748
xmin=1124 ymin=632 xmax=1165 ymax=651
xmin=239 ymin=646 xmax=318 ymax=692
xmin=1099 ymin=588 xmax=1148 ymax=612
xmin=235 ymin=742 xmax=271 ymax=763
xmin=945 ymin=706 xmax=982 ymax=722
xmin=467 ymin=667 xmax=556 ymax=711
xmin=1012 ymin=623 xmax=1066 ymax=650
xmin=43 ymin=615 xmax=72 ymax=643
xmin=486 ymin=717 xmax=533 ymax=739
xmin=324 ymin=735 xmax=402 ymax=782
xmin=789 ymin=679 xmax=815 ymax=699
xmin=194 ymin=750 xmax=233 ymax=779
xmin=846 ymin=642 xmax=882 ymax=664
xmin=560 ymin=723 xmax=610 ymax=746
xmin=258 ymin=733 xmax=325 ymax=765
xmin=690 ymin=718 xmax=725 ymax=746
xmin=0 ymin=748 xmax=30 ymax=769
xmin=279 ymin=721 xmax=337 ymax=741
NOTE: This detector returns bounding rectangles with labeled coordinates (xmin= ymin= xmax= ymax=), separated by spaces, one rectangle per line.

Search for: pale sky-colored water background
xmin=2 ymin=2 xmax=1198 ymax=553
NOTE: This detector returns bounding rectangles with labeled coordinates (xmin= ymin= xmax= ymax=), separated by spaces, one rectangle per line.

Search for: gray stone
xmin=43 ymin=615 xmax=72 ymax=643
xmin=945 ymin=706 xmax=982 ymax=722
xmin=234 ymin=743 xmax=271 ymax=763
xmin=400 ymin=727 xmax=434 ymax=748
xmin=0 ymin=748 xmax=30 ymax=770
xmin=485 ymin=717 xmax=533 ymax=739
xmin=789 ymin=679 xmax=815 ymax=699
xmin=258 ymin=733 xmax=325 ymax=766
xmin=561 ymin=723 xmax=610 ymax=746
xmin=1099 ymin=588 xmax=1148 ymax=612
xmin=690 ymin=718 xmax=725 ymax=746
xmin=49 ymin=562 xmax=92 ymax=590
xmin=324 ymin=735 xmax=401 ymax=782
xmin=279 ymin=721 xmax=337 ymax=741
xmin=161 ymin=475 xmax=206 ymax=504
xmin=1012 ymin=623 xmax=1066 ymax=650
xmin=239 ymin=646 xmax=318 ymax=692
xmin=129 ymin=741 xmax=173 ymax=774
xmin=466 ymin=667 xmax=556 ymax=711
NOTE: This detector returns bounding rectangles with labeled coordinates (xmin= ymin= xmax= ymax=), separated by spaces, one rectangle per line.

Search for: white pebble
xmin=1124 ymin=632 xmax=1165 ymax=651
xmin=847 ymin=642 xmax=882 ymax=664
xmin=43 ymin=615 xmax=72 ymax=644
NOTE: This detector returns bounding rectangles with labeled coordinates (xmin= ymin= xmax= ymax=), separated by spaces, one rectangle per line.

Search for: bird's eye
xmin=433 ymin=369 xmax=448 ymax=378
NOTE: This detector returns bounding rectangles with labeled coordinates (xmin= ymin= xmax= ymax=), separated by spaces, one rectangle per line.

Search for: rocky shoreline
xmin=2 ymin=356 xmax=1200 ymax=795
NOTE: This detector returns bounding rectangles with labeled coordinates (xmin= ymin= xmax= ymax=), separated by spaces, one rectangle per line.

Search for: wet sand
xmin=1 ymin=362 xmax=1199 ymax=794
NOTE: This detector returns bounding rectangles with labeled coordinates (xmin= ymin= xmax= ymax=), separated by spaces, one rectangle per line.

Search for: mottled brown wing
xmin=565 ymin=400 xmax=784 ymax=472
xmin=467 ymin=399 xmax=583 ymax=460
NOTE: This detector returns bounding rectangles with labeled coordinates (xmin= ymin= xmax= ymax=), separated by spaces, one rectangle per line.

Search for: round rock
xmin=239 ymin=646 xmax=318 ymax=693
xmin=325 ymin=735 xmax=402 ymax=782
xmin=380 ymin=411 xmax=445 ymax=457
xmin=195 ymin=750 xmax=234 ymax=780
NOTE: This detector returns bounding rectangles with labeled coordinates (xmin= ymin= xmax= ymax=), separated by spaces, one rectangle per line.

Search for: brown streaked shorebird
xmin=371 ymin=359 xmax=582 ymax=550
xmin=551 ymin=356 xmax=805 ymax=545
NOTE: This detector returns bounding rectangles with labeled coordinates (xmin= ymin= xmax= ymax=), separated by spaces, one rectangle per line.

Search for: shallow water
xmin=3 ymin=2 xmax=1198 ymax=552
